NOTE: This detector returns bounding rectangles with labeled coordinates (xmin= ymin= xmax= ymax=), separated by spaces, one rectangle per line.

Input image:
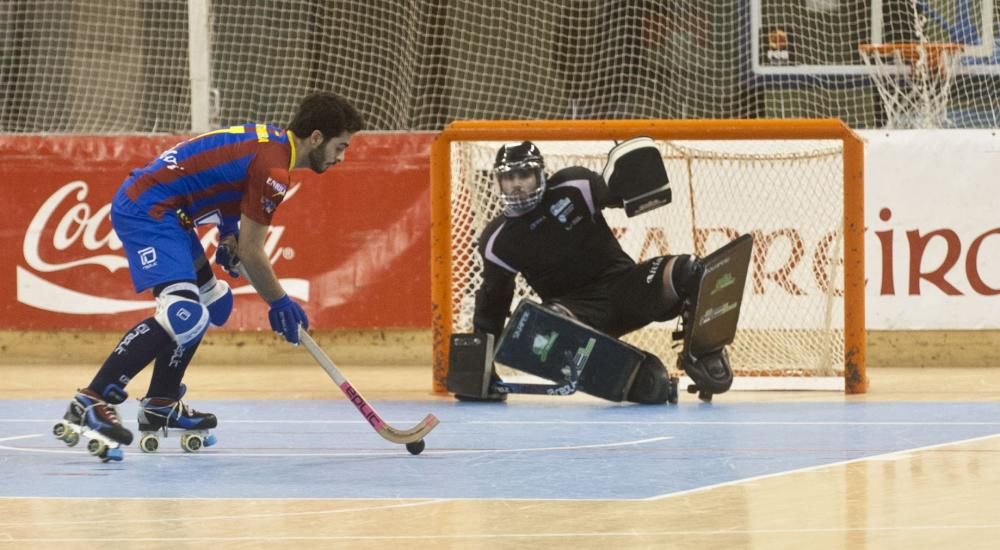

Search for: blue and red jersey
xmin=114 ymin=124 xmax=296 ymax=235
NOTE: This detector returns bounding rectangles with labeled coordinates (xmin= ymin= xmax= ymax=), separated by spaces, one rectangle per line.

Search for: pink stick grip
xmin=340 ymin=381 xmax=386 ymax=431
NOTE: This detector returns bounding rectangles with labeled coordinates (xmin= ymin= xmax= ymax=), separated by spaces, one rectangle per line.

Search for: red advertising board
xmin=4 ymin=130 xmax=996 ymax=334
xmin=0 ymin=133 xmax=435 ymax=330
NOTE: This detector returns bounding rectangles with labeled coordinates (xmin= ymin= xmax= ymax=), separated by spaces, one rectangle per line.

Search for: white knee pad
xmin=154 ymin=283 xmax=210 ymax=348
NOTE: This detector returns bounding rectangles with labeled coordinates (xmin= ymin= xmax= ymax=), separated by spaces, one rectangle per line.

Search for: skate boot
xmin=52 ymin=385 xmax=132 ymax=462
xmin=137 ymin=384 xmax=217 ymax=453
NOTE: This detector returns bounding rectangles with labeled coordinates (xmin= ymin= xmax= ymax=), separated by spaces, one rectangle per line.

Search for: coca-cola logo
xmin=23 ymin=180 xmax=127 ymax=273
xmin=17 ymin=180 xmax=309 ymax=314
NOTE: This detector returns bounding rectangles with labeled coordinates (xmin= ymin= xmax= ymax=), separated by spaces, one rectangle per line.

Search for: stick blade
xmin=378 ymin=413 xmax=440 ymax=444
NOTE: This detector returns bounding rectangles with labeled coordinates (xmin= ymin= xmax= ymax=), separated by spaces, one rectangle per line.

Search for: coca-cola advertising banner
xmin=1 ymin=133 xmax=435 ymax=331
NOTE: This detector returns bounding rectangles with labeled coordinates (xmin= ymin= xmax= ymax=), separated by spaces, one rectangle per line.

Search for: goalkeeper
xmin=463 ymin=140 xmax=732 ymax=403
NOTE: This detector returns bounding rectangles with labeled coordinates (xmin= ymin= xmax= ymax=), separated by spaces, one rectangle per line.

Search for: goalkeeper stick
xmin=298 ymin=327 xmax=439 ymax=445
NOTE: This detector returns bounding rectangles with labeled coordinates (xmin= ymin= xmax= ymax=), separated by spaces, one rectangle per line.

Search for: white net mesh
xmin=859 ymin=44 xmax=965 ymax=128
xmin=448 ymin=139 xmax=846 ymax=380
xmin=2 ymin=0 xmax=998 ymax=132
xmin=0 ymin=2 xmax=187 ymax=132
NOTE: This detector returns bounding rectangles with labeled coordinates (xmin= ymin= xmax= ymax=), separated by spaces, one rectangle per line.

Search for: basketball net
xmin=859 ymin=42 xmax=963 ymax=129
xmin=860 ymin=2 xmax=965 ymax=129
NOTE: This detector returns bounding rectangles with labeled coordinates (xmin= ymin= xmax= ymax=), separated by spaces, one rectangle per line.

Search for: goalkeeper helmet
xmin=494 ymin=141 xmax=546 ymax=217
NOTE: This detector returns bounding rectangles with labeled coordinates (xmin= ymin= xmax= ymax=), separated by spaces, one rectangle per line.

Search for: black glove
xmin=215 ymin=234 xmax=241 ymax=278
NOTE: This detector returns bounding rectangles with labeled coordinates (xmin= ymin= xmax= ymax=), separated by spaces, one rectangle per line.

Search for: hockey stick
xmin=299 ymin=327 xmax=439 ymax=446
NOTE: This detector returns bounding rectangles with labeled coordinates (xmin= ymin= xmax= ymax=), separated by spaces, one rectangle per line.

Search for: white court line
xmin=7 ymin=523 xmax=1000 ymax=544
xmin=0 ymin=418 xmax=435 ymax=425
xmin=0 ymin=432 xmax=993 ymax=506
xmin=0 ymin=498 xmax=451 ymax=528
xmin=4 ymin=418 xmax=1000 ymax=426
xmin=0 ymin=434 xmax=671 ymax=458
xmin=0 ymin=434 xmax=43 ymax=443
xmin=641 ymin=431 xmax=1000 ymax=501
xmin=451 ymin=420 xmax=1000 ymax=426
xmin=425 ymin=436 xmax=671 ymax=455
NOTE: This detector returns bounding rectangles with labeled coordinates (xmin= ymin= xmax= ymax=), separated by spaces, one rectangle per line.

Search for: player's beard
xmin=309 ymin=148 xmax=336 ymax=173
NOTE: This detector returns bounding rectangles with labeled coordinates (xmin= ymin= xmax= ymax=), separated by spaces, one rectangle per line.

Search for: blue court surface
xmin=2 ymin=399 xmax=998 ymax=500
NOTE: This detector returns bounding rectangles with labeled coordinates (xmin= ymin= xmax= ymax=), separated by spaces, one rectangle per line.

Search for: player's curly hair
xmin=288 ymin=92 xmax=364 ymax=140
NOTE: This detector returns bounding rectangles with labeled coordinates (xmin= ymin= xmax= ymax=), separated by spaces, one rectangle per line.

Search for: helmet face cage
xmin=494 ymin=142 xmax=546 ymax=217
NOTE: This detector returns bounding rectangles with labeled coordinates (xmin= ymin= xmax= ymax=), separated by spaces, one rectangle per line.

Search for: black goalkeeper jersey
xmin=472 ymin=166 xmax=635 ymax=338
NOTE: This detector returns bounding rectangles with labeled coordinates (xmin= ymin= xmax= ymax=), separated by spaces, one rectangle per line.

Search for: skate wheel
xmin=687 ymin=384 xmax=698 ymax=394
xmin=53 ymin=423 xmax=80 ymax=446
xmin=87 ymin=438 xmax=106 ymax=456
xmin=181 ymin=433 xmax=203 ymax=453
xmin=203 ymin=434 xmax=217 ymax=448
xmin=102 ymin=447 xmax=124 ymax=462
xmin=405 ymin=439 xmax=425 ymax=455
xmin=139 ymin=433 xmax=159 ymax=453
xmin=698 ymin=390 xmax=713 ymax=403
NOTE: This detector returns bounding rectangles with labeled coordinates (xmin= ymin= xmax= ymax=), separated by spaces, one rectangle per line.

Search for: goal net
xmin=431 ymin=119 xmax=866 ymax=394
xmin=3 ymin=1 xmax=997 ymax=133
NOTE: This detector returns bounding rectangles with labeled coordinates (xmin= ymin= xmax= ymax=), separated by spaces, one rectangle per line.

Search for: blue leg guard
xmin=200 ymin=279 xmax=234 ymax=327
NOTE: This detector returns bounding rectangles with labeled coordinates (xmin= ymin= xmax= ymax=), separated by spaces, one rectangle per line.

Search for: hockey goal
xmin=430 ymin=119 xmax=866 ymax=394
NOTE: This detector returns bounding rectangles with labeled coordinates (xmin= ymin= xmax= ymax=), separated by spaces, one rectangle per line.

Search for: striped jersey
xmin=115 ymin=124 xmax=296 ymax=235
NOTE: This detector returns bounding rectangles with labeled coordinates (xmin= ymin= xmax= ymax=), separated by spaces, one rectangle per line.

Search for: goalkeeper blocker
xmin=675 ymin=233 xmax=754 ymax=402
xmin=449 ymin=301 xmax=678 ymax=404
xmin=603 ymin=136 xmax=671 ymax=217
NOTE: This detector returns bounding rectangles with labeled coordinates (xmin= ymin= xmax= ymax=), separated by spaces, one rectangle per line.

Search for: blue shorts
xmin=111 ymin=197 xmax=205 ymax=293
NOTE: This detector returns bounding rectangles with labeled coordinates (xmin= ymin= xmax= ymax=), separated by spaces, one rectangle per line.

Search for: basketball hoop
xmin=859 ymin=43 xmax=964 ymax=129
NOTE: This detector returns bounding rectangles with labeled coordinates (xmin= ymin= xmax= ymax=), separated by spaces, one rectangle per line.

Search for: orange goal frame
xmin=430 ymin=119 xmax=867 ymax=394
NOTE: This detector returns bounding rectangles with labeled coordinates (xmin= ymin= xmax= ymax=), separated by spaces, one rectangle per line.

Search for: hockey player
xmin=458 ymin=140 xmax=736 ymax=404
xmin=56 ymin=92 xmax=364 ymax=456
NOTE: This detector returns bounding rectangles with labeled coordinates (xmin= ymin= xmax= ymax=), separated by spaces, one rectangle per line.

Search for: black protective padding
xmin=494 ymin=300 xmax=646 ymax=402
xmin=686 ymin=233 xmax=754 ymax=357
xmin=682 ymin=348 xmax=734 ymax=396
xmin=447 ymin=333 xmax=495 ymax=398
xmin=603 ymin=137 xmax=671 ymax=217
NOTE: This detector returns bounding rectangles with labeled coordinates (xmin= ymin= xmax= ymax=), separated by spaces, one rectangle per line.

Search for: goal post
xmin=430 ymin=119 xmax=866 ymax=395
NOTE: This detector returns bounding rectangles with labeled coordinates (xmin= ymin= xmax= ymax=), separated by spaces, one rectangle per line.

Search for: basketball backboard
xmin=751 ymin=0 xmax=1000 ymax=76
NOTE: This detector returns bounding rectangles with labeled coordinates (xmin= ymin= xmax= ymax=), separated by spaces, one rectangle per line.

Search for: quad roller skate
xmin=137 ymin=384 xmax=217 ymax=453
xmin=52 ymin=385 xmax=133 ymax=463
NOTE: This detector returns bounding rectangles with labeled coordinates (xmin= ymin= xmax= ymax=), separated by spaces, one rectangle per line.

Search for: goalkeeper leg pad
xmin=625 ymin=353 xmax=678 ymax=404
xmin=676 ymin=234 xmax=753 ymax=400
xmin=682 ymin=233 xmax=753 ymax=357
xmin=447 ymin=333 xmax=504 ymax=401
xmin=494 ymin=300 xmax=645 ymax=402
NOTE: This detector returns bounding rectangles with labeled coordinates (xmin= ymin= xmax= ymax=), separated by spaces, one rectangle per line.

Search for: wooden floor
xmin=1 ymin=362 xmax=999 ymax=550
